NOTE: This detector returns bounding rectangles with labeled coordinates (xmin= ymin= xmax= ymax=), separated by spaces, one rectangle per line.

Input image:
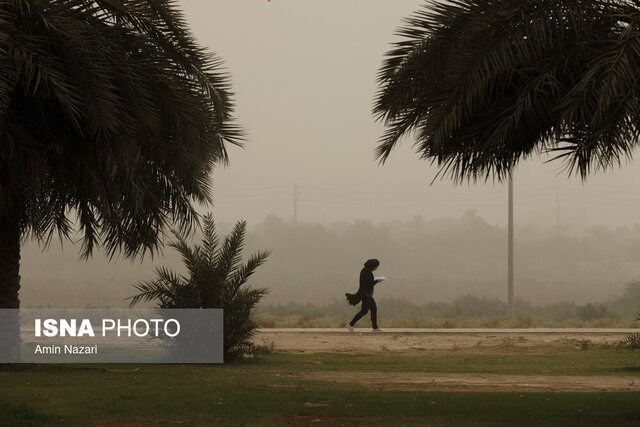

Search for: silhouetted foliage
xmin=1 ymin=0 xmax=239 ymax=360
xmin=577 ymin=303 xmax=612 ymax=321
xmin=18 ymin=214 xmax=640 ymax=309
xmin=2 ymin=0 xmax=240 ymax=259
xmin=609 ymin=282 xmax=640 ymax=316
xmin=256 ymin=295 xmax=631 ymax=325
xmin=129 ymin=214 xmax=270 ymax=360
xmin=375 ymin=0 xmax=640 ymax=181
xmin=619 ymin=312 xmax=640 ymax=350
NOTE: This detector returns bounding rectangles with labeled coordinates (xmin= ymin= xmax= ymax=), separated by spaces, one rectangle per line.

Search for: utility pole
xmin=293 ymin=184 xmax=298 ymax=224
xmin=508 ymin=173 xmax=514 ymax=318
xmin=556 ymin=189 xmax=560 ymax=236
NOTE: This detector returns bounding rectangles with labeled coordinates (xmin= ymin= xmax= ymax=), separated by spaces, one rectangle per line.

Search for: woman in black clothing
xmin=345 ymin=259 xmax=384 ymax=331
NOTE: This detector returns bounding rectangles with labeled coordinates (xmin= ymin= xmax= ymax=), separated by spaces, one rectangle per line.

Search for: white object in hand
xmin=374 ymin=276 xmax=387 ymax=281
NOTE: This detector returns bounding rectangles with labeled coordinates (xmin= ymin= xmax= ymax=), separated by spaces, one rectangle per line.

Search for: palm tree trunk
xmin=0 ymin=212 xmax=21 ymax=362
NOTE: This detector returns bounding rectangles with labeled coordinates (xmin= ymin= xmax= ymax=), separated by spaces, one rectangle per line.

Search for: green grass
xmin=1 ymin=348 xmax=639 ymax=425
xmin=251 ymin=348 xmax=640 ymax=376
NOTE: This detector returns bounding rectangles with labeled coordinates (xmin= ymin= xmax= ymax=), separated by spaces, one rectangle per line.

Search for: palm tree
xmin=374 ymin=0 xmax=640 ymax=182
xmin=129 ymin=214 xmax=270 ymax=360
xmin=0 ymin=1 xmax=240 ymax=361
xmin=619 ymin=311 xmax=640 ymax=349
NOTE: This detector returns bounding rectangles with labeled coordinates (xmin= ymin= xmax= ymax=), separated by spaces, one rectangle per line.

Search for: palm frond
xmin=374 ymin=0 xmax=640 ymax=182
xmin=201 ymin=213 xmax=219 ymax=263
xmin=213 ymin=220 xmax=246 ymax=285
xmin=168 ymin=232 xmax=203 ymax=277
xmin=228 ymin=250 xmax=271 ymax=293
xmin=127 ymin=266 xmax=185 ymax=307
xmin=2 ymin=0 xmax=242 ymax=258
xmin=619 ymin=332 xmax=640 ymax=350
xmin=127 ymin=214 xmax=269 ymax=359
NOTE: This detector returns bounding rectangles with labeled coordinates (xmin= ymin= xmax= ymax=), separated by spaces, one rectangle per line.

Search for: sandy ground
xmin=253 ymin=329 xmax=640 ymax=392
xmin=254 ymin=328 xmax=634 ymax=353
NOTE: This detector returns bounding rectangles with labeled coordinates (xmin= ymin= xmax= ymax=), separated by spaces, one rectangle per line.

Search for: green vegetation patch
xmin=248 ymin=348 xmax=640 ymax=376
xmin=1 ymin=348 xmax=639 ymax=425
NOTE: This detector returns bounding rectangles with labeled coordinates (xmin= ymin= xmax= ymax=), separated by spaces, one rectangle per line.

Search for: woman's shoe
xmin=346 ymin=324 xmax=354 ymax=332
xmin=372 ymin=328 xmax=382 ymax=332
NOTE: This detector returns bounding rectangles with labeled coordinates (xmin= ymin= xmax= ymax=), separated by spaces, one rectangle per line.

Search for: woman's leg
xmin=370 ymin=297 xmax=378 ymax=329
xmin=350 ymin=297 xmax=371 ymax=326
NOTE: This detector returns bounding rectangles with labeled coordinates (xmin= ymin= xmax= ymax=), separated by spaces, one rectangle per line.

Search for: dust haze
xmin=20 ymin=0 xmax=640 ymax=308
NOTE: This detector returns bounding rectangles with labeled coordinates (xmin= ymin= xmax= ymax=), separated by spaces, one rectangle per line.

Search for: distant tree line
xmin=19 ymin=211 xmax=640 ymax=308
xmin=257 ymin=282 xmax=640 ymax=323
xmin=241 ymin=212 xmax=640 ymax=305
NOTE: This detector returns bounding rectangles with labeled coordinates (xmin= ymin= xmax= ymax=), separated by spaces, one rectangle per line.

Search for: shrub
xmin=251 ymin=341 xmax=276 ymax=355
xmin=481 ymin=317 xmax=502 ymax=328
xmin=512 ymin=313 xmax=535 ymax=328
xmin=619 ymin=333 xmax=640 ymax=350
xmin=444 ymin=295 xmax=507 ymax=318
xmin=129 ymin=214 xmax=270 ymax=360
xmin=590 ymin=317 xmax=617 ymax=328
xmin=578 ymin=339 xmax=593 ymax=351
xmin=576 ymin=303 xmax=611 ymax=321
xmin=255 ymin=295 xmax=634 ymax=328
xmin=609 ymin=282 xmax=640 ymax=317
xmin=537 ymin=301 xmax=578 ymax=322
xmin=619 ymin=312 xmax=640 ymax=350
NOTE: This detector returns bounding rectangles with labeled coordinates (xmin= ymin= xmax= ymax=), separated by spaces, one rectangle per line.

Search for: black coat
xmin=345 ymin=268 xmax=377 ymax=306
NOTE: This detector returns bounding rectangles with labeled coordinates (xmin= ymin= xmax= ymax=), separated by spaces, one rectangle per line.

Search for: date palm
xmin=374 ymin=0 xmax=640 ymax=182
xmin=129 ymin=214 xmax=270 ymax=360
xmin=619 ymin=311 xmax=640 ymax=350
xmin=0 ymin=0 xmax=240 ymax=361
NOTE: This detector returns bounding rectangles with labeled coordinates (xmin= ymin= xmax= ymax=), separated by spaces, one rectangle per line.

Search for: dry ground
xmin=254 ymin=329 xmax=640 ymax=393
xmin=291 ymin=371 xmax=640 ymax=392
xmin=255 ymin=328 xmax=631 ymax=353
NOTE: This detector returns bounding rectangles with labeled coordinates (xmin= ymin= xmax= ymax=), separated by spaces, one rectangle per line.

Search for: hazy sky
xmin=181 ymin=0 xmax=640 ymax=231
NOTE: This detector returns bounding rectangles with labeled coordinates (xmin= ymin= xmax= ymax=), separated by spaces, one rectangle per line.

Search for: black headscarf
xmin=363 ymin=259 xmax=380 ymax=271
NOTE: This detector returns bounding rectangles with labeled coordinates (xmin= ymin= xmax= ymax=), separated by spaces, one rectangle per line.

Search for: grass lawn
xmin=251 ymin=348 xmax=640 ymax=376
xmin=1 ymin=348 xmax=639 ymax=425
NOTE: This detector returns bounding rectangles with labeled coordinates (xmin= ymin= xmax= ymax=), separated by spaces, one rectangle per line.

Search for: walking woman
xmin=345 ymin=259 xmax=384 ymax=331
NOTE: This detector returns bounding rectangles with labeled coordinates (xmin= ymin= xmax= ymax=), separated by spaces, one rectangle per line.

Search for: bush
xmin=619 ymin=312 xmax=640 ymax=350
xmin=576 ymin=303 xmax=611 ymax=321
xmin=536 ymin=301 xmax=578 ymax=322
xmin=512 ymin=313 xmax=535 ymax=328
xmin=444 ymin=295 xmax=507 ymax=318
xmin=254 ymin=294 xmax=635 ymax=328
xmin=609 ymin=282 xmax=640 ymax=317
xmin=251 ymin=341 xmax=276 ymax=355
xmin=619 ymin=333 xmax=640 ymax=350
xmin=129 ymin=214 xmax=270 ymax=360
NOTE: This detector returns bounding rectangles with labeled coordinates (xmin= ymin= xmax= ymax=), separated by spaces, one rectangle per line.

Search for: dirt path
xmin=254 ymin=329 xmax=632 ymax=353
xmin=292 ymin=371 xmax=640 ymax=392
xmin=254 ymin=329 xmax=640 ymax=392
